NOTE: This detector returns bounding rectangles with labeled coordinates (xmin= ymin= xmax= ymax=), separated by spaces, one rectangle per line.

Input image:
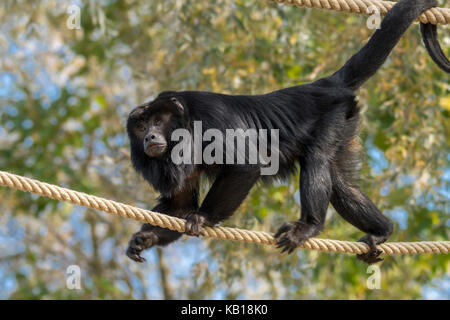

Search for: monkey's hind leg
xmin=330 ymin=159 xmax=393 ymax=264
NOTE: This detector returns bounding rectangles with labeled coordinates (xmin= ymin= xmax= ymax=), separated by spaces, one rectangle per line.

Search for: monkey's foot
xmin=184 ymin=212 xmax=210 ymax=237
xmin=357 ymin=234 xmax=384 ymax=264
xmin=274 ymin=221 xmax=321 ymax=254
xmin=126 ymin=231 xmax=158 ymax=262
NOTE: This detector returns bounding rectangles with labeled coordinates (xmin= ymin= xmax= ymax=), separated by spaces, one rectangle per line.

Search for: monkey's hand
xmin=126 ymin=224 xmax=183 ymax=262
xmin=126 ymin=230 xmax=159 ymax=263
xmin=357 ymin=234 xmax=384 ymax=264
xmin=274 ymin=221 xmax=321 ymax=254
xmin=184 ymin=211 xmax=212 ymax=237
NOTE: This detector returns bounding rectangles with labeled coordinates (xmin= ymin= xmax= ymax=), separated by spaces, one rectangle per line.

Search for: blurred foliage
xmin=0 ymin=0 xmax=448 ymax=299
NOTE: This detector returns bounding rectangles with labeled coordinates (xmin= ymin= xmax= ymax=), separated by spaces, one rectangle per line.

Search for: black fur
xmin=420 ymin=23 xmax=450 ymax=73
xmin=126 ymin=0 xmax=444 ymax=264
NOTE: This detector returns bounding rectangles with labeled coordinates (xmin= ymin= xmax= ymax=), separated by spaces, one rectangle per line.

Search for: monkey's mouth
xmin=145 ymin=143 xmax=167 ymax=157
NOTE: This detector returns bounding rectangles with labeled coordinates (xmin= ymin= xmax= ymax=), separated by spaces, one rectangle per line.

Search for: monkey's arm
xmin=185 ymin=170 xmax=260 ymax=236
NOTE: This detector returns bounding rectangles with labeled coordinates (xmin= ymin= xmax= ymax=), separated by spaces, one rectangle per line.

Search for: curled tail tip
xmin=420 ymin=23 xmax=450 ymax=73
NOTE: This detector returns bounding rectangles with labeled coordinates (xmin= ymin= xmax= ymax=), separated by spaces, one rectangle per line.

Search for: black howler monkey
xmin=126 ymin=0 xmax=449 ymax=264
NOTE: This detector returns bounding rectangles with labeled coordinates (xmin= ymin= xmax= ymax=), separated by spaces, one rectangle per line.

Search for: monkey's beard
xmin=130 ymin=145 xmax=194 ymax=197
xmin=129 ymin=120 xmax=196 ymax=196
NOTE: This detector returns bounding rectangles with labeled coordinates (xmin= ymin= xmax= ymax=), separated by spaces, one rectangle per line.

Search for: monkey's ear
xmin=128 ymin=105 xmax=147 ymax=118
xmin=171 ymin=97 xmax=184 ymax=115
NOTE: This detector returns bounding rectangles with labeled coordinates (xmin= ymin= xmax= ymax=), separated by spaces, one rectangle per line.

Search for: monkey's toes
xmin=357 ymin=250 xmax=384 ymax=264
xmin=357 ymin=235 xmax=385 ymax=264
xmin=274 ymin=221 xmax=320 ymax=254
xmin=185 ymin=212 xmax=208 ymax=237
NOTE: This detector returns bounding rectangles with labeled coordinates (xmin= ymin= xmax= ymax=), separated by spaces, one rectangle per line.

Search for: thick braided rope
xmin=270 ymin=0 xmax=450 ymax=25
xmin=0 ymin=170 xmax=448 ymax=255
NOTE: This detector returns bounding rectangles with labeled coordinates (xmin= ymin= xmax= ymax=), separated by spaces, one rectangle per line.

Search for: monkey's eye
xmin=155 ymin=119 xmax=162 ymax=126
xmin=137 ymin=123 xmax=147 ymax=132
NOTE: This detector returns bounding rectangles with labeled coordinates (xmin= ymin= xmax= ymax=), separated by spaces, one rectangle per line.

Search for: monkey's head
xmin=127 ymin=95 xmax=193 ymax=195
xmin=127 ymin=96 xmax=185 ymax=158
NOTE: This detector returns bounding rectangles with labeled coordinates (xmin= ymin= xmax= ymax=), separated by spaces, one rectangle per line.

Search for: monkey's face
xmin=130 ymin=111 xmax=173 ymax=158
xmin=127 ymin=96 xmax=185 ymax=159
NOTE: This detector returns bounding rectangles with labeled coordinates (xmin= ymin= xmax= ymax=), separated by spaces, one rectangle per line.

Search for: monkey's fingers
xmin=126 ymin=231 xmax=159 ymax=262
xmin=275 ymin=236 xmax=296 ymax=254
xmin=185 ymin=220 xmax=201 ymax=237
xmin=274 ymin=222 xmax=293 ymax=238
xmin=126 ymin=247 xmax=146 ymax=263
xmin=184 ymin=212 xmax=207 ymax=237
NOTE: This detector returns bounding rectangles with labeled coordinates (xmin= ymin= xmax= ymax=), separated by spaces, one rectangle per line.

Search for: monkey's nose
xmin=145 ymin=135 xmax=156 ymax=142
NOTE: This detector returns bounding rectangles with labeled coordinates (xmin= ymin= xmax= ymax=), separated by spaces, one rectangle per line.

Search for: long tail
xmin=420 ymin=23 xmax=450 ymax=73
xmin=330 ymin=0 xmax=440 ymax=90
